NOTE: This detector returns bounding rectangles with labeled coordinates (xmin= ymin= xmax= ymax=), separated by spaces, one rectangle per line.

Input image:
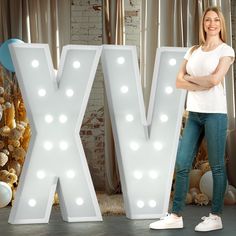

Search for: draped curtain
xmin=103 ymin=0 xmax=235 ymax=192
xmin=0 ymin=0 xmax=70 ymax=68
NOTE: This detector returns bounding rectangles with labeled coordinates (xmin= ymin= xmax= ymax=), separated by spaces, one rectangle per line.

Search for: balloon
xmin=0 ymin=38 xmax=24 ymax=72
xmin=224 ymin=190 xmax=236 ymax=205
xmin=200 ymin=171 xmax=213 ymax=200
xmin=0 ymin=181 xmax=12 ymax=208
xmin=200 ymin=170 xmax=228 ymax=201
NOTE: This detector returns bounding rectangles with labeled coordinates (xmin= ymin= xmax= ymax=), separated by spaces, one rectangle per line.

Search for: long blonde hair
xmin=199 ymin=6 xmax=227 ymax=45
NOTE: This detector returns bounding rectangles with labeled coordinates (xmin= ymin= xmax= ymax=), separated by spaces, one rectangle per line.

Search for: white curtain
xmin=0 ymin=0 xmax=71 ymax=68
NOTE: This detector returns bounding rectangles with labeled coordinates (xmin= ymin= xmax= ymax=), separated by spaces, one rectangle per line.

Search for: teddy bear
xmin=194 ymin=193 xmax=209 ymax=206
xmin=0 ymin=125 xmax=11 ymax=137
xmin=0 ymin=150 xmax=9 ymax=167
xmin=0 ymin=168 xmax=18 ymax=188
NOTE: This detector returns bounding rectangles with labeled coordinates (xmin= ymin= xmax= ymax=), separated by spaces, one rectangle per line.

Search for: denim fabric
xmin=172 ymin=112 xmax=228 ymax=215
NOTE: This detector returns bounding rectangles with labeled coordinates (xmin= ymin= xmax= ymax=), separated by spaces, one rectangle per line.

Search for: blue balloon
xmin=0 ymin=38 xmax=24 ymax=72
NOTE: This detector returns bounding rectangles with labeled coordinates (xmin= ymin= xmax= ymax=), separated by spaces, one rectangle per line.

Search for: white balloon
xmin=0 ymin=181 xmax=12 ymax=208
xmin=200 ymin=171 xmax=213 ymax=200
xmin=200 ymin=170 xmax=228 ymax=201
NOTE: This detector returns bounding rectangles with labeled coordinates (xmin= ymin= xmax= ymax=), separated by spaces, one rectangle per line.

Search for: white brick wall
xmin=124 ymin=0 xmax=141 ymax=55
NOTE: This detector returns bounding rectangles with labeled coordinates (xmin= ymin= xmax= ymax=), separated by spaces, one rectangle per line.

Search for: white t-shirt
xmin=184 ymin=43 xmax=235 ymax=114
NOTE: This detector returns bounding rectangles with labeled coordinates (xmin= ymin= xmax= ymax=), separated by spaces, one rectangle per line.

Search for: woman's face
xmin=203 ymin=10 xmax=221 ymax=37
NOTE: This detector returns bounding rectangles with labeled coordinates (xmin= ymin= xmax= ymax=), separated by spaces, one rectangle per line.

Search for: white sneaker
xmin=149 ymin=213 xmax=184 ymax=229
xmin=195 ymin=213 xmax=223 ymax=232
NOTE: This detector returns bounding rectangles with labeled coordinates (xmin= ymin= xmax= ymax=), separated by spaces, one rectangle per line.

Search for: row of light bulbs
xmin=27 ymin=198 xmax=156 ymax=209
xmin=38 ymin=88 xmax=74 ymax=97
xmin=27 ymin=197 xmax=84 ymax=208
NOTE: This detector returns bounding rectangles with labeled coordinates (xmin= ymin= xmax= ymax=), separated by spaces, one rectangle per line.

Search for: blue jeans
xmin=172 ymin=112 xmax=228 ymax=215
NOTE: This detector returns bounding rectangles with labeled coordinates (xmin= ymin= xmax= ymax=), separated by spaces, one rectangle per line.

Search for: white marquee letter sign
xmin=8 ymin=44 xmax=102 ymax=224
xmin=102 ymin=46 xmax=187 ymax=219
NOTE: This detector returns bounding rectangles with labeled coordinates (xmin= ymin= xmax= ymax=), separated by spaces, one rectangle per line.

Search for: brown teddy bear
xmin=0 ymin=151 xmax=8 ymax=167
xmin=0 ymin=168 xmax=18 ymax=188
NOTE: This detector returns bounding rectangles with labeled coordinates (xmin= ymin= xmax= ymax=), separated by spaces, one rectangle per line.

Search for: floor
xmin=0 ymin=205 xmax=236 ymax=236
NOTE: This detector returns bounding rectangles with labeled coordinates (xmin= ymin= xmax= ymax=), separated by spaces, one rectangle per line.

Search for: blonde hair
xmin=199 ymin=6 xmax=227 ymax=45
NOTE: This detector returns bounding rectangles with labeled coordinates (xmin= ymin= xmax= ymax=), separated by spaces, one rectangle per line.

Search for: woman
xmin=149 ymin=6 xmax=235 ymax=232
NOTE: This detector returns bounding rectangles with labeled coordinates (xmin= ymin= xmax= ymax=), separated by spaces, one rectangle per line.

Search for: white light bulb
xmin=153 ymin=142 xmax=163 ymax=151
xmin=160 ymin=114 xmax=168 ymax=122
xmin=169 ymin=58 xmax=176 ymax=66
xmin=133 ymin=171 xmax=143 ymax=180
xmin=28 ymin=199 xmax=37 ymax=207
xmin=59 ymin=141 xmax=68 ymax=151
xmin=31 ymin=60 xmax=39 ymax=68
xmin=44 ymin=141 xmax=53 ymax=151
xmin=66 ymin=89 xmax=74 ymax=97
xmin=149 ymin=170 xmax=159 ymax=179
xmin=66 ymin=170 xmax=75 ymax=179
xmin=137 ymin=200 xmax=145 ymax=208
xmin=148 ymin=200 xmax=157 ymax=208
xmin=125 ymin=114 xmax=134 ymax=122
xmin=120 ymin=86 xmax=129 ymax=94
xmin=130 ymin=142 xmax=140 ymax=151
xmin=76 ymin=198 xmax=84 ymax=206
xmin=44 ymin=114 xmax=54 ymax=123
xmin=38 ymin=89 xmax=46 ymax=97
xmin=117 ymin=57 xmax=125 ymax=64
xmin=165 ymin=86 xmax=173 ymax=94
xmin=73 ymin=60 xmax=81 ymax=69
xmin=36 ymin=170 xmax=46 ymax=179
xmin=59 ymin=114 xmax=68 ymax=123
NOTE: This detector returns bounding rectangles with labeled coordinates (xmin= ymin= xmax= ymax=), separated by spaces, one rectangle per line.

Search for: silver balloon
xmin=0 ymin=181 xmax=12 ymax=208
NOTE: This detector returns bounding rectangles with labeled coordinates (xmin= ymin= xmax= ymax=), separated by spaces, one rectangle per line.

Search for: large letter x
xmin=8 ymin=44 xmax=102 ymax=224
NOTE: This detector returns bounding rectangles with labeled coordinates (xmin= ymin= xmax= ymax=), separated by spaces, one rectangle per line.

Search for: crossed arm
xmin=176 ymin=56 xmax=234 ymax=91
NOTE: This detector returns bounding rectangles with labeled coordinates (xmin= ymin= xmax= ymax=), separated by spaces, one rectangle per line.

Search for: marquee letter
xmin=8 ymin=44 xmax=102 ymax=224
xmin=102 ymin=46 xmax=187 ymax=219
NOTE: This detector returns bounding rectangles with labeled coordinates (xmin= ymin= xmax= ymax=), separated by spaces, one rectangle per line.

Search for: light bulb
xmin=153 ymin=142 xmax=163 ymax=151
xmin=66 ymin=170 xmax=75 ymax=179
xmin=38 ymin=89 xmax=46 ymax=97
xmin=125 ymin=114 xmax=134 ymax=122
xmin=137 ymin=200 xmax=145 ymax=208
xmin=44 ymin=114 xmax=54 ymax=123
xmin=130 ymin=142 xmax=140 ymax=151
xmin=59 ymin=141 xmax=68 ymax=151
xmin=36 ymin=170 xmax=46 ymax=179
xmin=66 ymin=89 xmax=74 ymax=97
xmin=117 ymin=57 xmax=125 ymax=64
xmin=28 ymin=199 xmax=37 ymax=207
xmin=160 ymin=114 xmax=168 ymax=122
xmin=133 ymin=171 xmax=143 ymax=180
xmin=165 ymin=86 xmax=173 ymax=94
xmin=148 ymin=200 xmax=157 ymax=208
xmin=44 ymin=141 xmax=53 ymax=151
xmin=76 ymin=198 xmax=84 ymax=206
xmin=120 ymin=86 xmax=129 ymax=94
xmin=73 ymin=60 xmax=81 ymax=69
xmin=169 ymin=58 xmax=176 ymax=66
xmin=59 ymin=114 xmax=68 ymax=123
xmin=31 ymin=60 xmax=39 ymax=68
xmin=149 ymin=170 xmax=159 ymax=179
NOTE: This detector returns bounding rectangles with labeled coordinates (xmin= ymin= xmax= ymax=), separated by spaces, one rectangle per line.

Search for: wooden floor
xmin=0 ymin=205 xmax=236 ymax=236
